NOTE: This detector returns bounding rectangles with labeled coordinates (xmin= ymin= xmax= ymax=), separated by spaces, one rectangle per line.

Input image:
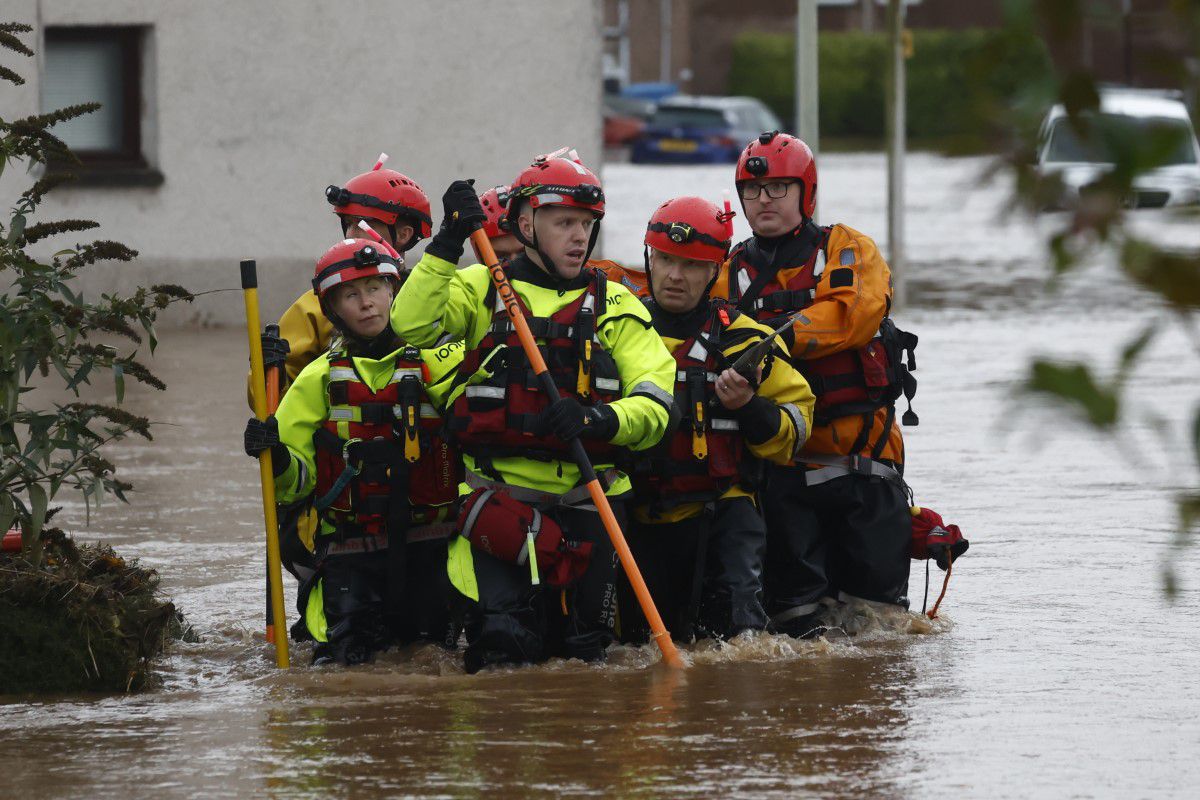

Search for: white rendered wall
xmin=0 ymin=0 xmax=604 ymax=325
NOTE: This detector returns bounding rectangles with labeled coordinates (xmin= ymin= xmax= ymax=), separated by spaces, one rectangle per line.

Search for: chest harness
xmin=449 ymin=268 xmax=623 ymax=470
xmin=634 ymin=303 xmax=763 ymax=511
xmin=313 ymin=346 xmax=460 ymax=546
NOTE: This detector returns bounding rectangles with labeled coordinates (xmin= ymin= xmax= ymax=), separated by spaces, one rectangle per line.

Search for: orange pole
xmin=469 ymin=230 xmax=684 ymax=669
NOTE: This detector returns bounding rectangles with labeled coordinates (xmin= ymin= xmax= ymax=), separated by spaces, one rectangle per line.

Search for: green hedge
xmin=729 ymin=28 xmax=1051 ymax=143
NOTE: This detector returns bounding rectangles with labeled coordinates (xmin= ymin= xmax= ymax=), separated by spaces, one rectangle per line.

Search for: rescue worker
xmin=244 ymin=238 xmax=463 ymax=665
xmin=620 ymin=196 xmax=815 ymax=643
xmin=479 ymin=185 xmax=524 ymax=262
xmin=713 ymin=132 xmax=919 ymax=637
xmin=390 ymin=154 xmax=677 ymax=673
xmin=248 ymin=158 xmax=433 ymax=603
xmin=258 ymin=157 xmax=433 ymax=394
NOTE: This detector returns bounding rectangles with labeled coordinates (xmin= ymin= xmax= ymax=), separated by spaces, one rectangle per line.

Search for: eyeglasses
xmin=739 ymin=181 xmax=795 ymax=200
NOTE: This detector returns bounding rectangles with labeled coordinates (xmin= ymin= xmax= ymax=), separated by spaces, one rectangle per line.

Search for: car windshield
xmin=651 ymin=106 xmax=727 ymax=129
xmin=1044 ymin=113 xmax=1198 ymax=165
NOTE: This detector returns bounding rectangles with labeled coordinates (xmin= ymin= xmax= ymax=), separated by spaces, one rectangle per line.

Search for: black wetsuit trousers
xmin=460 ymin=503 xmax=621 ymax=672
xmin=619 ymin=496 xmax=769 ymax=644
xmin=306 ymin=534 xmax=454 ymax=650
xmin=761 ymin=464 xmax=911 ymax=631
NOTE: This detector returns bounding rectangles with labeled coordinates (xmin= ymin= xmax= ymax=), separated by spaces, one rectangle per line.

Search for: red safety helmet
xmin=325 ymin=167 xmax=433 ymax=246
xmin=311 ymin=238 xmax=403 ymax=301
xmin=505 ymin=155 xmax=606 ymax=228
xmin=479 ymin=185 xmax=512 ymax=239
xmin=644 ymin=196 xmax=735 ymax=264
xmin=735 ymin=131 xmax=817 ymax=219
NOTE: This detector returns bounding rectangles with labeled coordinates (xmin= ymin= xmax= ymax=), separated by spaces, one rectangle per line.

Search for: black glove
xmin=538 ymin=398 xmax=619 ymax=443
xmin=244 ymin=416 xmax=290 ymax=475
xmin=929 ymin=536 xmax=969 ymax=571
xmin=261 ymin=329 xmax=290 ymax=370
xmin=426 ymin=179 xmax=487 ymax=264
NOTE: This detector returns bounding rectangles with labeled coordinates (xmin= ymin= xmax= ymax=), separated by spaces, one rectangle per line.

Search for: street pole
xmin=660 ymin=0 xmax=673 ymax=83
xmin=795 ymin=0 xmax=819 ymax=221
xmin=886 ymin=0 xmax=906 ymax=309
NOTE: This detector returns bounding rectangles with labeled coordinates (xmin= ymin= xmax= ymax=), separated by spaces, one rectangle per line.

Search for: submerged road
xmin=3 ymin=155 xmax=1199 ymax=798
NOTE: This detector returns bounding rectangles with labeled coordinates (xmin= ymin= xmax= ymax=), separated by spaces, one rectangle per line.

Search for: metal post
xmin=886 ymin=0 xmax=906 ymax=309
xmin=795 ymin=0 xmax=819 ymax=220
xmin=660 ymin=0 xmax=673 ymax=83
xmin=618 ymin=0 xmax=630 ymax=87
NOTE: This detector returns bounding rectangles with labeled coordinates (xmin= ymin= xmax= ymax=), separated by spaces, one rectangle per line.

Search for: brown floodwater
xmin=4 ymin=157 xmax=1200 ymax=798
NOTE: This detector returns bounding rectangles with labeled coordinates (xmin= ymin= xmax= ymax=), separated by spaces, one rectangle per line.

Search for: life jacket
xmin=634 ymin=302 xmax=757 ymax=509
xmin=448 ymin=267 xmax=622 ymax=462
xmin=726 ymin=228 xmax=918 ymax=452
xmin=313 ymin=346 xmax=460 ymax=537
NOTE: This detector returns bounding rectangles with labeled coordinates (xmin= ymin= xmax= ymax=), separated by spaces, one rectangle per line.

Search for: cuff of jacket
xmin=424 ymin=233 xmax=465 ymax=265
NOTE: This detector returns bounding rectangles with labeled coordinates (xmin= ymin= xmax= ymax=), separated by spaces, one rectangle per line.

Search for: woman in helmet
xmin=389 ymin=155 xmax=677 ymax=673
xmin=243 ymin=238 xmax=463 ymax=665
xmin=618 ymin=196 xmax=814 ymax=643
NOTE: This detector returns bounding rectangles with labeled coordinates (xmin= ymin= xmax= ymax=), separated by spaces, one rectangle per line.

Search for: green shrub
xmin=729 ymin=27 xmax=1053 ymax=146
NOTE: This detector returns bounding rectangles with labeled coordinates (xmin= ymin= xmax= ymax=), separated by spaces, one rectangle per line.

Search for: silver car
xmin=1036 ymin=88 xmax=1200 ymax=209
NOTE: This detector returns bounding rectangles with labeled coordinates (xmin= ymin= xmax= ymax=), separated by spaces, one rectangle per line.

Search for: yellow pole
xmin=241 ymin=259 xmax=290 ymax=668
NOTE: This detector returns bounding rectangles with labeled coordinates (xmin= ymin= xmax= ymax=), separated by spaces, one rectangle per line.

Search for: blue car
xmin=630 ymin=96 xmax=784 ymax=164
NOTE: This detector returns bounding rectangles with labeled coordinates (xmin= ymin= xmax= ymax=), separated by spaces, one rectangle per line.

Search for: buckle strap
xmin=464 ymin=468 xmax=615 ymax=508
xmin=798 ymin=454 xmax=904 ymax=488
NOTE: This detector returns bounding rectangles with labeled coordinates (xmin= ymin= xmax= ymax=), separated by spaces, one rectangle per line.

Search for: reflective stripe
xmin=687 ymin=340 xmax=708 ymax=362
xmin=515 ymin=509 xmax=541 ymax=566
xmin=460 ymin=488 xmax=494 ymax=538
xmin=676 ymin=370 xmax=719 ymax=383
xmin=325 ymin=535 xmax=388 ymax=556
xmin=466 ymin=385 xmax=506 ymax=399
xmin=582 ymin=293 xmax=595 ymax=313
xmin=407 ymin=521 xmax=455 ymax=543
xmin=329 ymin=407 xmax=356 ymax=421
xmin=391 ymin=367 xmax=423 ymax=382
xmin=392 ymin=403 xmax=440 ymax=419
xmin=328 ymin=367 xmax=357 ymax=382
xmin=317 ymin=273 xmax=344 ymax=293
xmin=594 ymin=377 xmax=620 ymax=392
xmin=771 ymin=603 xmax=820 ymax=625
xmin=737 ymin=268 xmax=752 ymax=297
xmin=799 ymin=454 xmax=905 ymax=489
xmin=781 ymin=403 xmax=807 ymax=457
xmin=630 ymin=380 xmax=674 ymax=409
xmin=813 ymin=248 xmax=827 ymax=278
xmin=838 ymin=248 xmax=855 ymax=266
xmin=710 ymin=418 xmax=739 ymax=431
xmin=318 ymin=264 xmax=398 ymax=293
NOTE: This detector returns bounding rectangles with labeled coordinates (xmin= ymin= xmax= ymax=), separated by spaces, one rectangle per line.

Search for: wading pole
xmin=468 ymin=230 xmax=685 ymax=669
xmin=241 ymin=260 xmax=290 ymax=668
xmin=263 ymin=324 xmax=282 ymax=643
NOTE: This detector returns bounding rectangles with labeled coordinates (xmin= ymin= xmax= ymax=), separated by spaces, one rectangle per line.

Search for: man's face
xmin=328 ymin=275 xmax=394 ymax=339
xmin=518 ymin=205 xmax=596 ymax=280
xmin=740 ymin=179 xmax=805 ymax=238
xmin=341 ymin=215 xmax=415 ymax=252
xmin=648 ymin=248 xmax=718 ymax=314
xmin=489 ymin=233 xmax=524 ymax=262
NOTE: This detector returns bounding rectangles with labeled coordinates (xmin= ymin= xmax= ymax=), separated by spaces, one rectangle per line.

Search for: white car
xmin=1036 ymin=88 xmax=1200 ymax=209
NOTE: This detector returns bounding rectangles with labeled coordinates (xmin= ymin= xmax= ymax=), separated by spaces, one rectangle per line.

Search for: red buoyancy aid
xmin=634 ymin=304 xmax=752 ymax=508
xmin=726 ymin=237 xmax=917 ymax=432
xmin=449 ymin=268 xmax=622 ymax=461
xmin=313 ymin=346 xmax=461 ymax=536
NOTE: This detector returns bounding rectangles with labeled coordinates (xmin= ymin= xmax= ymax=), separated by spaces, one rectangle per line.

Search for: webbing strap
xmin=464 ymin=468 xmax=614 ymax=508
xmin=798 ymin=453 xmax=905 ymax=489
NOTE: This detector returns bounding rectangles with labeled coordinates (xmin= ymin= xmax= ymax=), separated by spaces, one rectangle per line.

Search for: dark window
xmin=43 ymin=26 xmax=160 ymax=185
xmin=651 ymin=106 xmax=729 ymax=129
xmin=1045 ymin=114 xmax=1198 ymax=165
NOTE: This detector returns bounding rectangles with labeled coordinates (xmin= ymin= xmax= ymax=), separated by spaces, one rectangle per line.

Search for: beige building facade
xmin=1 ymin=1 xmax=604 ymax=325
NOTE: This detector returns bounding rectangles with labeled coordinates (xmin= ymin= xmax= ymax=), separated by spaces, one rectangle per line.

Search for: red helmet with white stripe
xmin=311 ymin=239 xmax=402 ymax=301
xmin=505 ymin=155 xmax=605 ymax=226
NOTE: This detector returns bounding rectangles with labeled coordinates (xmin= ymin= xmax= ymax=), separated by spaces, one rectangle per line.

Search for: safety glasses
xmin=739 ymin=180 xmax=796 ymax=201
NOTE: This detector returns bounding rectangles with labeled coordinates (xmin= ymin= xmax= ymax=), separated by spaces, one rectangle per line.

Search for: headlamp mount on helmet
xmin=744 ymin=156 xmax=769 ymax=177
xmin=646 ymin=221 xmax=730 ymax=253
